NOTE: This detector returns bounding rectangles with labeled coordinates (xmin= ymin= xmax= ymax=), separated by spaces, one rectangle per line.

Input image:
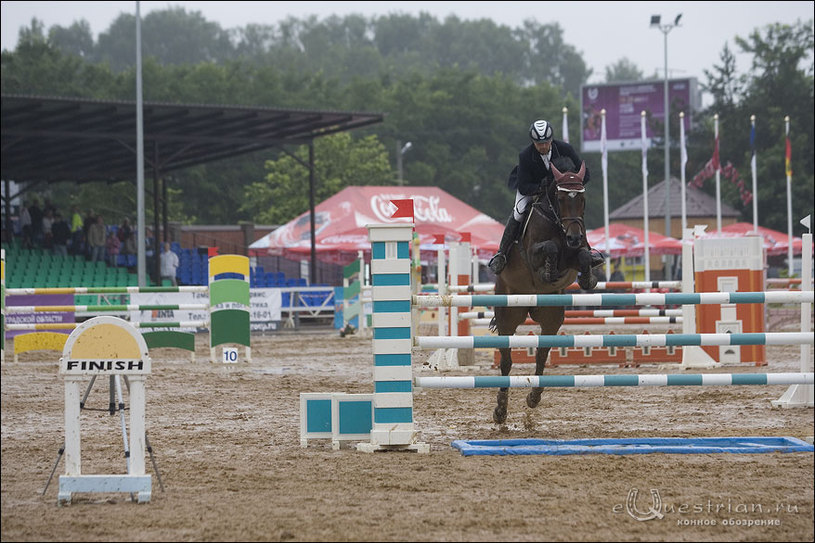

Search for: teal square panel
xmin=306 ymin=399 xmax=331 ymax=433
xmin=338 ymin=401 xmax=373 ymax=435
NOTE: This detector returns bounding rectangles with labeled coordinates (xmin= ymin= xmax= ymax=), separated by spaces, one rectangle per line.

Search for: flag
xmin=712 ymin=131 xmax=720 ymax=170
xmin=600 ymin=112 xmax=607 ymax=175
xmin=640 ymin=114 xmax=648 ymax=177
xmin=750 ymin=120 xmax=756 ymax=177
xmin=680 ymin=115 xmax=688 ymax=175
xmin=562 ymin=108 xmax=569 ymax=144
xmin=390 ymin=199 xmax=414 ymax=220
xmin=785 ymin=128 xmax=792 ymax=178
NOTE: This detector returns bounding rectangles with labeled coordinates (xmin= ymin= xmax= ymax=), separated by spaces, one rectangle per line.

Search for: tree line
xmin=1 ymin=8 xmax=812 ymax=235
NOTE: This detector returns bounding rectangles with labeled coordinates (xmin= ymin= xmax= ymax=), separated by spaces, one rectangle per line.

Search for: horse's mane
xmin=551 ymin=156 xmax=577 ymax=175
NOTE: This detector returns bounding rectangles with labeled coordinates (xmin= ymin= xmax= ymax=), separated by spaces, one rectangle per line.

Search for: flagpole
xmin=641 ymin=111 xmax=650 ymax=282
xmin=601 ymin=108 xmax=611 ymax=281
xmin=136 ymin=0 xmax=146 ymax=287
xmin=714 ymin=114 xmax=721 ymax=232
xmin=679 ymin=111 xmax=688 ymax=233
xmin=750 ymin=114 xmax=758 ymax=231
xmin=785 ymin=115 xmax=793 ymax=276
xmin=562 ymin=106 xmax=569 ymax=144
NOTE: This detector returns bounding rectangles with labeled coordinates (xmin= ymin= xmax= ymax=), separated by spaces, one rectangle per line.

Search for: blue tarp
xmin=451 ymin=437 xmax=814 ymax=456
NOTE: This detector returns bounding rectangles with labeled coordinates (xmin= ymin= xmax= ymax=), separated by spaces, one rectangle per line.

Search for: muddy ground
xmin=1 ymin=322 xmax=813 ymax=542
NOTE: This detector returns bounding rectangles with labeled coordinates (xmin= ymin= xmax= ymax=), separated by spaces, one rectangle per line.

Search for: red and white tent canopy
xmin=249 ymin=186 xmax=505 ymax=265
xmin=586 ymin=223 xmax=683 ymax=257
xmin=716 ymin=222 xmax=805 ymax=256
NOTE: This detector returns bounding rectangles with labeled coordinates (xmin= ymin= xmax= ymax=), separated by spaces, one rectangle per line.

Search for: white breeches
xmin=513 ymin=190 xmax=532 ymax=222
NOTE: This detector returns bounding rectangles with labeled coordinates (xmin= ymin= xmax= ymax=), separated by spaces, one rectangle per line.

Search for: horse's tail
xmin=489 ymin=315 xmax=498 ymax=333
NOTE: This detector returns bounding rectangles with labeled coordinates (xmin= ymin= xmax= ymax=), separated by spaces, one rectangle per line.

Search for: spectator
xmin=43 ymin=198 xmax=57 ymax=217
xmin=608 ymin=260 xmax=625 ymax=293
xmin=70 ymin=206 xmax=84 ymax=255
xmin=591 ymin=266 xmax=607 ymax=286
xmin=82 ymin=209 xmax=95 ymax=259
xmin=609 ymin=261 xmax=625 ymax=282
xmin=51 ymin=212 xmax=71 ymax=257
xmin=29 ymin=199 xmax=43 ymax=247
xmin=41 ymin=208 xmax=54 ymax=250
xmin=19 ymin=200 xmax=32 ymax=249
xmin=106 ymin=230 xmax=121 ymax=267
xmin=118 ymin=218 xmax=135 ymax=255
xmin=160 ymin=242 xmax=179 ymax=286
xmin=88 ymin=215 xmax=107 ymax=263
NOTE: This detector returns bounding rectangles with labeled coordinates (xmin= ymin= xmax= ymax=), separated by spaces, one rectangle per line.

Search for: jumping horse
xmin=490 ymin=156 xmax=596 ymax=424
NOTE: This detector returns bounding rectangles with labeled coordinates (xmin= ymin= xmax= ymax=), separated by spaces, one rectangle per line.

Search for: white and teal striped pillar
xmin=361 ymin=223 xmax=426 ymax=451
xmin=362 ymin=223 xmax=429 ymax=452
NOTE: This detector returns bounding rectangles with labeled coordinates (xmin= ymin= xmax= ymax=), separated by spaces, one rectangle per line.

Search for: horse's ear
xmin=577 ymin=161 xmax=586 ymax=181
xmin=551 ymin=162 xmax=563 ymax=181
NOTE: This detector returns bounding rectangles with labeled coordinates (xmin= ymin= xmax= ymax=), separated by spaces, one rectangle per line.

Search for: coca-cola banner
xmin=249 ymin=186 xmax=504 ymax=264
xmin=580 ymin=78 xmax=700 ymax=153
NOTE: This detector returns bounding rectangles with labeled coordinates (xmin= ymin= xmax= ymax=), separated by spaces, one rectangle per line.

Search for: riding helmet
xmin=529 ymin=120 xmax=553 ymax=143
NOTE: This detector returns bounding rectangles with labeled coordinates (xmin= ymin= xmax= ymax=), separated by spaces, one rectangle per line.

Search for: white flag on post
xmin=641 ymin=113 xmax=648 ymax=177
xmin=601 ymin=109 xmax=610 ymax=280
xmin=680 ymin=111 xmax=688 ymax=233
xmin=562 ymin=107 xmax=569 ymax=144
xmin=680 ymin=115 xmax=688 ymax=174
xmin=750 ymin=115 xmax=758 ymax=230
xmin=601 ymin=110 xmax=608 ymax=174
xmin=641 ymin=111 xmax=650 ymax=282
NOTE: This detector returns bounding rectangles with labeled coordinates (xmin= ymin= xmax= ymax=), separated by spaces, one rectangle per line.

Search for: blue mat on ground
xmin=451 ymin=437 xmax=814 ymax=456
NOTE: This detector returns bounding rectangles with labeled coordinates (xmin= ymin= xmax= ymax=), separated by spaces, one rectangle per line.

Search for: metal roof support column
xmin=309 ymin=141 xmax=316 ymax=285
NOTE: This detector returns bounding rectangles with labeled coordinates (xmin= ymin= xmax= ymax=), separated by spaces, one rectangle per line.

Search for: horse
xmin=490 ymin=156 xmax=595 ymax=425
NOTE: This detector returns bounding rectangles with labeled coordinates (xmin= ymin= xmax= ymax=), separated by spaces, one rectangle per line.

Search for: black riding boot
xmin=488 ymin=217 xmax=522 ymax=275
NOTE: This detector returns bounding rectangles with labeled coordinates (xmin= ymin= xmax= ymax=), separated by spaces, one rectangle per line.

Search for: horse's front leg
xmin=526 ymin=346 xmax=551 ymax=408
xmin=492 ymin=306 xmax=526 ymax=425
xmin=531 ymin=240 xmax=560 ymax=283
xmin=577 ymin=248 xmax=597 ymax=290
xmin=494 ymin=345 xmax=511 ymax=424
xmin=526 ymin=307 xmax=564 ymax=408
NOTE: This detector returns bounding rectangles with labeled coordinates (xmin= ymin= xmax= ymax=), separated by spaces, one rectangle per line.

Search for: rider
xmin=488 ymin=119 xmax=605 ymax=275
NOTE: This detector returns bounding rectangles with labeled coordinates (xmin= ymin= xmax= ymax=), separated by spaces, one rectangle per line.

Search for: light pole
xmin=650 ymin=13 xmax=681 ymax=280
xmin=396 ymin=140 xmax=413 ymax=185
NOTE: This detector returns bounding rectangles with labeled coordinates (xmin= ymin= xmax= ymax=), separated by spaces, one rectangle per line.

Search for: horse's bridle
xmin=531 ymin=179 xmax=586 ymax=238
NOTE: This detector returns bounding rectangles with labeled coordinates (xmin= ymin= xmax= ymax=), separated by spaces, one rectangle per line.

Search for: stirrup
xmin=489 ymin=253 xmax=507 ymax=274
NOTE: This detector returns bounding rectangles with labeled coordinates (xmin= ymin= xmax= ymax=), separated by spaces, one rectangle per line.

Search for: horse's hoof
xmin=493 ymin=407 xmax=507 ymax=424
xmin=579 ymin=274 xmax=597 ymax=290
xmin=527 ymin=389 xmax=542 ymax=408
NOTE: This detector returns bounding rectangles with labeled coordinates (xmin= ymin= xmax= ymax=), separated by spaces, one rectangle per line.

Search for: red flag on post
xmin=432 ymin=234 xmax=446 ymax=245
xmin=459 ymin=232 xmax=471 ymax=243
xmin=390 ymin=199 xmax=414 ymax=220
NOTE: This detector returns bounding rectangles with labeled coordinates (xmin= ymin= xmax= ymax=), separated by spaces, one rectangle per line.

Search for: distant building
xmin=609 ymin=178 xmax=742 ymax=279
xmin=610 ymin=178 xmax=741 ymax=237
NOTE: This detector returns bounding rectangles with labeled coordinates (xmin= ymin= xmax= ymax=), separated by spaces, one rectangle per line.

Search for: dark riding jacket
xmin=507 ymin=140 xmax=590 ymax=196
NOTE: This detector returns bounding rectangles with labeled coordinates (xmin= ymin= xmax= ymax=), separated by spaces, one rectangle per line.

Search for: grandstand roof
xmin=1 ymin=93 xmax=384 ymax=184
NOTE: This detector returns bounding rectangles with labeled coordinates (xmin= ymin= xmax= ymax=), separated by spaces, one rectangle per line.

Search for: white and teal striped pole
xmin=359 ymin=223 xmax=428 ymax=453
xmin=416 ymin=372 xmax=814 ymax=389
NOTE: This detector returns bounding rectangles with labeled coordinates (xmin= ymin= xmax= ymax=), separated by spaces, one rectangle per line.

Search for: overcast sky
xmin=2 ymin=1 xmax=813 ymax=89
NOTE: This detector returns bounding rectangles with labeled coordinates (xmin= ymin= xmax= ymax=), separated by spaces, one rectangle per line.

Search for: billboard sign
xmin=580 ymin=78 xmax=700 ymax=153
